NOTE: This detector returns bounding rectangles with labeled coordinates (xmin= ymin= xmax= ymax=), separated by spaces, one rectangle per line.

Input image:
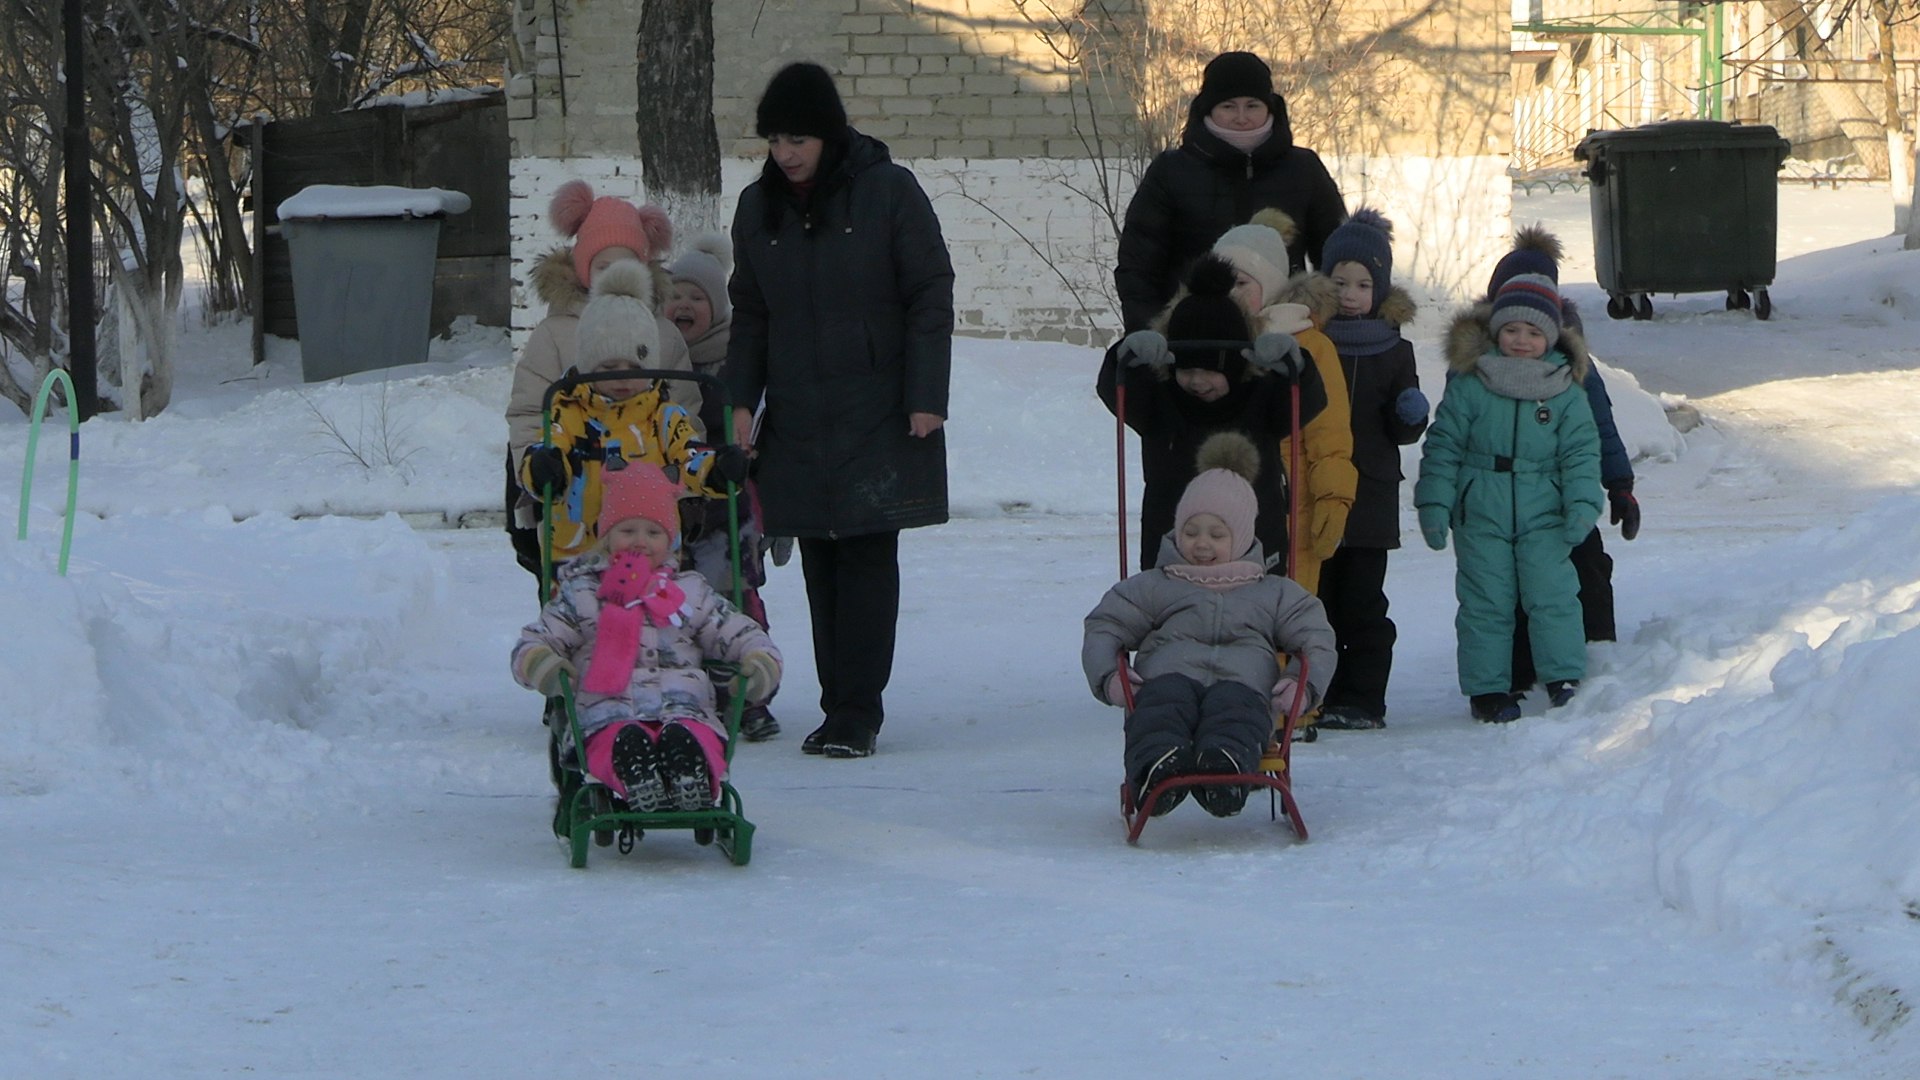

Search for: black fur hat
xmin=755 ymin=62 xmax=849 ymax=141
xmin=1166 ymin=255 xmax=1254 ymax=378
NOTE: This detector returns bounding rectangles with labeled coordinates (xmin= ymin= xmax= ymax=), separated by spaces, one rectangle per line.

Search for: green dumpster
xmin=276 ymin=184 xmax=472 ymax=381
xmin=1573 ymin=120 xmax=1791 ymax=321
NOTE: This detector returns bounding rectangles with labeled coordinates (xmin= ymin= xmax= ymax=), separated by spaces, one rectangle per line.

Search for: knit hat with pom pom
xmin=575 ymin=259 xmax=663 ymax=369
xmin=1174 ymin=431 xmax=1262 ymax=560
xmin=550 ymin=179 xmax=674 ymax=288
xmin=1165 ymin=255 xmax=1256 ymax=379
xmin=666 ymin=232 xmax=734 ymax=326
xmin=1320 ymin=207 xmax=1395 ymax=311
xmin=1210 ymin=208 xmax=1293 ymax=305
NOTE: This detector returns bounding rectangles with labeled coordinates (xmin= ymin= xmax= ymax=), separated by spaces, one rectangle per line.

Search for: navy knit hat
xmin=1166 ymin=255 xmax=1254 ymax=378
xmin=755 ymin=62 xmax=848 ymax=141
xmin=1320 ymin=207 xmax=1395 ymax=313
xmin=1486 ymin=224 xmax=1564 ymax=297
xmin=1490 ymin=273 xmax=1563 ymax=349
xmin=1194 ymin=52 xmax=1274 ymax=116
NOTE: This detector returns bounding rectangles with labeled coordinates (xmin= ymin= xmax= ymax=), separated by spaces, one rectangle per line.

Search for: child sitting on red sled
xmin=1082 ymin=432 xmax=1337 ymax=817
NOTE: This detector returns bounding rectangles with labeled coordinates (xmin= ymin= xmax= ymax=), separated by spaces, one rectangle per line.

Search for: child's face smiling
xmin=1178 ymin=512 xmax=1235 ymax=565
xmin=1496 ymin=321 xmax=1549 ymax=360
xmin=604 ymin=517 xmax=674 ymax=567
xmin=664 ymin=282 xmax=713 ymax=342
xmin=1175 ymin=367 xmax=1230 ymax=402
xmin=1330 ymin=261 xmax=1375 ymax=317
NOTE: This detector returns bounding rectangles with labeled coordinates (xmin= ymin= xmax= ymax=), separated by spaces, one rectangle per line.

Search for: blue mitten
xmin=1417 ymin=504 xmax=1449 ymax=551
xmin=1394 ymin=387 xmax=1429 ymax=425
xmin=1118 ymin=330 xmax=1172 ymax=369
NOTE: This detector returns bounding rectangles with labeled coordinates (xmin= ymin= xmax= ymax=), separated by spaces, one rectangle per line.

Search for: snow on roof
xmin=277 ymin=184 xmax=472 ymax=221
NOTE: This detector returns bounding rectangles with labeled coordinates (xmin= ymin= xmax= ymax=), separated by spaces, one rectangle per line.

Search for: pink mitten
xmin=1103 ymin=668 xmax=1144 ymax=706
xmin=1270 ymin=676 xmax=1303 ymax=716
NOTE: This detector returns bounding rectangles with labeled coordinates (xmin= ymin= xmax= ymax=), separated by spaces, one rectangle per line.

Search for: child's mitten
xmin=520 ymin=645 xmax=575 ymax=697
xmin=1417 ymin=504 xmax=1449 ymax=551
xmin=1270 ymin=676 xmax=1303 ymax=716
xmin=1102 ymin=667 xmax=1144 ymax=706
xmin=1393 ymin=387 xmax=1429 ymax=425
xmin=1606 ymin=480 xmax=1640 ymax=541
xmin=739 ymin=650 xmax=782 ymax=704
xmin=524 ymin=445 xmax=569 ymax=496
xmin=1118 ymin=330 xmax=1172 ymax=369
xmin=1242 ymin=332 xmax=1308 ymax=379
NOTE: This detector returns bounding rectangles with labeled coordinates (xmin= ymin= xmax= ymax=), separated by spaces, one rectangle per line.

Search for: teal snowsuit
xmin=1415 ymin=314 xmax=1603 ymax=696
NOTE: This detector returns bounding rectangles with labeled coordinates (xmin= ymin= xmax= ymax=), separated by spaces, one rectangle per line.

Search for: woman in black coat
xmin=724 ymin=62 xmax=956 ymax=758
xmin=1113 ymin=51 xmax=1348 ymax=333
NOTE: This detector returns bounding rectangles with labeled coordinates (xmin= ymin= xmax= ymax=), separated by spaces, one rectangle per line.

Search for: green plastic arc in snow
xmin=16 ymin=368 xmax=80 ymax=575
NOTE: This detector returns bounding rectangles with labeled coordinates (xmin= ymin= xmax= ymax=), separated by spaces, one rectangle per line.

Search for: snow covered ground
xmin=3 ymin=185 xmax=1918 ymax=1077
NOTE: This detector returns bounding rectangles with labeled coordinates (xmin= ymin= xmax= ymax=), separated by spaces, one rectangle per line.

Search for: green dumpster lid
xmin=1574 ymin=120 xmax=1790 ymax=161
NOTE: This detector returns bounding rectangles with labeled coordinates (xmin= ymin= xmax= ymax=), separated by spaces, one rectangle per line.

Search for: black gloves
xmin=525 ymin=445 xmax=569 ymax=496
xmin=1607 ymin=481 xmax=1640 ymax=541
xmin=712 ymin=443 xmax=751 ymax=486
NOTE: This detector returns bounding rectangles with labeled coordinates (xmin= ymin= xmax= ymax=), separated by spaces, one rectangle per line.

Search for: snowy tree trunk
xmin=1906 ymin=142 xmax=1920 ymax=250
xmin=634 ymin=0 xmax=722 ymax=236
xmin=1892 ymin=131 xmax=1914 ymax=238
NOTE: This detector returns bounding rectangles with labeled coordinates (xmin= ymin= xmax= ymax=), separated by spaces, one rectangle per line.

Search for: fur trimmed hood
xmin=529 ymin=246 xmax=675 ymax=319
xmin=1376 ymin=286 xmax=1417 ymax=328
xmin=1272 ymin=270 xmax=1339 ymax=328
xmin=1445 ymin=301 xmax=1590 ymax=382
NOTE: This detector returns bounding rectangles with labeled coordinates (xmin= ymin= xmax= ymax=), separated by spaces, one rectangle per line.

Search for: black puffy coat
xmin=1097 ymin=344 xmax=1329 ymax=573
xmin=1114 ymin=97 xmax=1347 ymax=333
xmin=1327 ymin=288 xmax=1427 ymax=548
xmin=724 ymin=132 xmax=955 ymax=538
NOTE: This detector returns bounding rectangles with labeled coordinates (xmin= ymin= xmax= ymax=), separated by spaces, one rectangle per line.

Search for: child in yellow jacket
xmin=520 ymin=260 xmax=746 ymax=562
xmin=1210 ymin=210 xmax=1356 ymax=595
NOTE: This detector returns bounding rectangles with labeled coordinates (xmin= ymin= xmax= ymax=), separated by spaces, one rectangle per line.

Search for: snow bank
xmin=1 ymin=511 xmax=447 ymax=815
xmin=278 ymin=184 xmax=473 ymax=220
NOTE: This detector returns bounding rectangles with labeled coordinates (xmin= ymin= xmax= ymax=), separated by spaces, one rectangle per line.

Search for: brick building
xmin=506 ymin=0 xmax=1513 ymax=345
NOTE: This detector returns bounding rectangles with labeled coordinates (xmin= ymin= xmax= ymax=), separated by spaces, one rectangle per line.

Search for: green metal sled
xmin=535 ymin=368 xmax=757 ymax=868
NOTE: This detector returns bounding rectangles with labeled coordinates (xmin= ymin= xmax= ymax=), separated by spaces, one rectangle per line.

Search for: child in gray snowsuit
xmin=1082 ymin=432 xmax=1337 ymax=818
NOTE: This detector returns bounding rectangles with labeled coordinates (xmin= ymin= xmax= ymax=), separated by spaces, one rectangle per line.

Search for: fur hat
xmin=1175 ymin=432 xmax=1262 ymax=560
xmin=550 ymin=180 xmax=674 ymax=289
xmin=755 ymin=62 xmax=849 ymax=141
xmin=666 ymin=232 xmax=734 ymax=327
xmin=1165 ymin=256 xmax=1255 ymax=377
xmin=1320 ymin=207 xmax=1395 ymax=311
xmin=597 ymin=461 xmax=681 ymax=541
xmin=575 ymin=260 xmax=662 ymax=369
xmin=1211 ymin=209 xmax=1292 ymax=305
xmin=1194 ymin=52 xmax=1274 ymax=116
xmin=1490 ymin=272 xmax=1563 ymax=349
xmin=1487 ymin=224 xmax=1563 ymax=296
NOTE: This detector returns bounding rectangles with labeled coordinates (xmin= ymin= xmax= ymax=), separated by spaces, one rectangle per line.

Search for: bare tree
xmin=636 ymin=0 xmax=723 ymax=234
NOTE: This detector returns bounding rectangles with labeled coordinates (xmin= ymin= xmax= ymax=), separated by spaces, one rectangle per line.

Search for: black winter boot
xmin=1469 ymin=693 xmax=1523 ymax=724
xmin=1546 ymin=680 xmax=1580 ymax=708
xmin=1190 ymin=747 xmax=1250 ymax=817
xmin=610 ymin=725 xmax=671 ymax=812
xmin=1134 ymin=744 xmax=1194 ymax=816
xmin=658 ymin=723 xmax=715 ymax=810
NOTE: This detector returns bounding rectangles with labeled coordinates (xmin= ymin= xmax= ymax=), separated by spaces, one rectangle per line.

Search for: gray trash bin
xmin=277 ymin=185 xmax=473 ymax=382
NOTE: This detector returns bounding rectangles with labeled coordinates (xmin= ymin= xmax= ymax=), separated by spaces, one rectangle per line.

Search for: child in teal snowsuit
xmin=1415 ymin=273 xmax=1602 ymax=723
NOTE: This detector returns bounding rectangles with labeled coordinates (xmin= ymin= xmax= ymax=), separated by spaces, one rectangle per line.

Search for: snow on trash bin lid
xmin=277 ymin=184 xmax=472 ymax=221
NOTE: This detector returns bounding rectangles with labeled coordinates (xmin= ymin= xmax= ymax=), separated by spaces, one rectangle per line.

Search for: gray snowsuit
xmin=1082 ymin=545 xmax=1337 ymax=781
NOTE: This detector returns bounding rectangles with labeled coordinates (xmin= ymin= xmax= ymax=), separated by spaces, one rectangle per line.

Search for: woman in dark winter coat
xmin=724 ymin=62 xmax=956 ymax=759
xmin=1113 ymin=51 xmax=1348 ymax=333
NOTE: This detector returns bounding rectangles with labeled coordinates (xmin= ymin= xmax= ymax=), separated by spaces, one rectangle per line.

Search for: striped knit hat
xmin=1490 ymin=272 xmax=1563 ymax=349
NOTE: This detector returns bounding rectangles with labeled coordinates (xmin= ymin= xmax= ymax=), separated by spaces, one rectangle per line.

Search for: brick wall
xmin=507 ymin=0 xmax=1512 ymax=343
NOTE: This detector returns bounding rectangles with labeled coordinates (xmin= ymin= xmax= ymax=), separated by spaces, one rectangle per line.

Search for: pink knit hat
xmin=550 ymin=180 xmax=674 ymax=288
xmin=597 ymin=462 xmax=681 ymax=541
xmin=1173 ymin=432 xmax=1261 ymax=558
